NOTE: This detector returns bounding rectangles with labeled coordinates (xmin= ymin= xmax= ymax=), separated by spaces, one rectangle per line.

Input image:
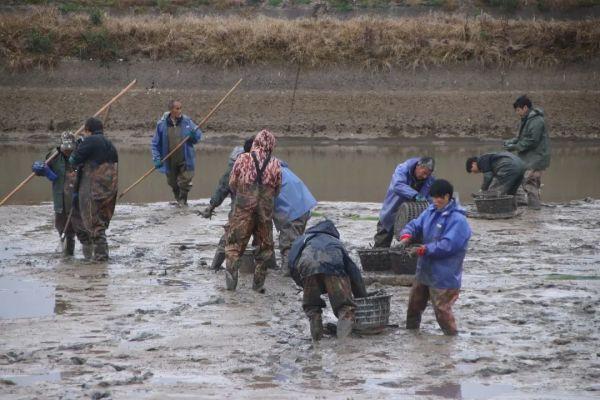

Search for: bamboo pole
xmin=0 ymin=79 xmax=137 ymax=207
xmin=118 ymin=78 xmax=243 ymax=200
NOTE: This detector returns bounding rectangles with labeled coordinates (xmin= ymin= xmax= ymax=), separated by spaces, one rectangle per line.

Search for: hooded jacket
xmin=506 ymin=107 xmax=551 ymax=171
xmin=151 ymin=113 xmax=202 ymax=174
xmin=379 ymin=158 xmax=435 ymax=232
xmin=229 ymin=130 xmax=281 ymax=193
xmin=274 ymin=161 xmax=317 ymax=223
xmin=288 ymin=220 xmax=368 ymax=298
xmin=400 ymin=199 xmax=471 ymax=289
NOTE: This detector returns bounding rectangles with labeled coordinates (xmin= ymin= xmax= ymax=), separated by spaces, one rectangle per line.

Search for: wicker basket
xmin=394 ymin=201 xmax=429 ymax=238
xmin=354 ymin=291 xmax=392 ymax=333
xmin=357 ymin=248 xmax=391 ymax=271
xmin=238 ymin=248 xmax=255 ymax=274
xmin=389 ymin=247 xmax=418 ymax=275
xmin=473 ymin=194 xmax=516 ymax=214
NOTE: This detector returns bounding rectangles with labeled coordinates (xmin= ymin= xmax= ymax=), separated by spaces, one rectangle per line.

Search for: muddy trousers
xmin=522 ymin=170 xmax=543 ymax=209
xmin=274 ymin=212 xmax=311 ymax=272
xmin=406 ymin=281 xmax=460 ymax=336
xmin=373 ymin=220 xmax=394 ymax=248
xmin=55 ymin=210 xmax=91 ymax=257
xmin=166 ymin=163 xmax=194 ymax=203
xmin=303 ymin=274 xmax=356 ymax=322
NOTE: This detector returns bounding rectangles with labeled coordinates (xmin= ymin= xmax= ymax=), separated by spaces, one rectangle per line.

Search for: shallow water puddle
xmin=416 ymin=381 xmax=515 ymax=399
xmin=1 ymin=371 xmax=61 ymax=386
xmin=0 ymin=276 xmax=55 ymax=319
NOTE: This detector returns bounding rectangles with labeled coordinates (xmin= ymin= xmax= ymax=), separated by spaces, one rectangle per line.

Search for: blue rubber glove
xmin=414 ymin=194 xmax=426 ymax=202
xmin=32 ymin=161 xmax=46 ymax=176
xmin=153 ymin=158 xmax=163 ymax=169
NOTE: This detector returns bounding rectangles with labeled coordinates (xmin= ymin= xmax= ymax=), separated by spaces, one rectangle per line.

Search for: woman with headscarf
xmin=225 ymin=130 xmax=282 ymax=293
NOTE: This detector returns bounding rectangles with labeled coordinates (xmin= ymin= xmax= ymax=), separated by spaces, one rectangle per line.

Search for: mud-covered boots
xmin=309 ymin=315 xmax=323 ymax=341
xmin=336 ymin=318 xmax=353 ymax=340
xmin=62 ymin=236 xmax=75 ymax=257
xmin=82 ymin=242 xmax=93 ymax=260
xmin=92 ymin=234 xmax=109 ymax=261
xmin=211 ymin=249 xmax=226 ymax=271
xmin=178 ymin=192 xmax=188 ymax=207
xmin=225 ymin=269 xmax=238 ymax=291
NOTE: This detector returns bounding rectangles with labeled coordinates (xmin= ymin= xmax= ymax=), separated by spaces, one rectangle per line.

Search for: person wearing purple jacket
xmin=374 ymin=157 xmax=435 ymax=248
xmin=398 ymin=179 xmax=471 ymax=336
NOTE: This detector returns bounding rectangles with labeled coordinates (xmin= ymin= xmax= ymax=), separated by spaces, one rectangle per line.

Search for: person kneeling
xmin=398 ymin=179 xmax=471 ymax=336
xmin=288 ymin=220 xmax=368 ymax=341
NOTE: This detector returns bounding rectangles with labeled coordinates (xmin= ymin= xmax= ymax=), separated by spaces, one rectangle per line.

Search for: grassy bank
xmin=1 ymin=7 xmax=599 ymax=71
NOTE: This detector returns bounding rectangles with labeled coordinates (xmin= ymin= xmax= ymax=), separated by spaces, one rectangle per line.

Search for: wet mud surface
xmin=1 ymin=199 xmax=599 ymax=399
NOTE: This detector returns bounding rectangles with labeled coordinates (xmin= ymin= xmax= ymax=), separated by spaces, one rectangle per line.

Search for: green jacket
xmin=505 ymin=107 xmax=551 ymax=171
xmin=46 ymin=149 xmax=73 ymax=214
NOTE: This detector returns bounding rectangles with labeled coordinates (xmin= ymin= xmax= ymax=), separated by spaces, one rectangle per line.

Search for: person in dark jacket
xmin=32 ymin=132 xmax=91 ymax=258
xmin=374 ymin=157 xmax=435 ymax=248
xmin=503 ymin=95 xmax=551 ymax=209
xmin=398 ymin=179 xmax=471 ymax=336
xmin=69 ymin=117 xmax=118 ymax=261
xmin=288 ymin=219 xmax=368 ymax=341
xmin=465 ymin=152 xmax=526 ymax=196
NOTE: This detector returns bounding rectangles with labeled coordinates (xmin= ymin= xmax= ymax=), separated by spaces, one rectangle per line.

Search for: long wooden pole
xmin=0 ymin=79 xmax=137 ymax=207
xmin=118 ymin=78 xmax=243 ymax=200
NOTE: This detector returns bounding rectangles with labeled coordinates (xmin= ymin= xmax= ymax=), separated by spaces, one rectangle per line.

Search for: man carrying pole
xmin=69 ymin=118 xmax=119 ymax=261
xmin=31 ymin=132 xmax=92 ymax=258
xmin=151 ymin=100 xmax=203 ymax=207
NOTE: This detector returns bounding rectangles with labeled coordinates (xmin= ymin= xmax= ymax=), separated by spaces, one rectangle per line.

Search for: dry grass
xmin=1 ymin=7 xmax=599 ymax=71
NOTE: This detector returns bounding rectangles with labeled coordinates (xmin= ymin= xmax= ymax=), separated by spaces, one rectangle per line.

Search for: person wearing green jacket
xmin=504 ymin=95 xmax=551 ymax=209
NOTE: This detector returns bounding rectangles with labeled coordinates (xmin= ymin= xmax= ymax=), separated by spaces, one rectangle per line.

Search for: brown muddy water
xmin=1 ymin=140 xmax=599 ymax=205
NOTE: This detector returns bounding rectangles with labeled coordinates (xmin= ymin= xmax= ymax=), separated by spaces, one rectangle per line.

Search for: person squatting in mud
xmin=225 ymin=129 xmax=282 ymax=293
xmin=465 ymin=151 xmax=526 ymax=196
xmin=288 ymin=219 xmax=368 ymax=341
xmin=374 ymin=157 xmax=435 ymax=248
xmin=69 ymin=117 xmax=119 ymax=261
xmin=503 ymin=95 xmax=551 ymax=210
xmin=398 ymin=179 xmax=471 ymax=336
xmin=32 ymin=132 xmax=92 ymax=258
xmin=151 ymin=100 xmax=203 ymax=207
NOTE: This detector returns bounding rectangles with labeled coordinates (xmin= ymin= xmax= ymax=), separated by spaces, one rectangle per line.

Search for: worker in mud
xmin=31 ymin=132 xmax=92 ymax=258
xmin=224 ymin=130 xmax=282 ymax=293
xmin=151 ymin=100 xmax=203 ymax=207
xmin=374 ymin=157 xmax=435 ymax=248
xmin=200 ymin=137 xmax=254 ymax=271
xmin=465 ymin=152 xmax=526 ymax=196
xmin=273 ymin=160 xmax=317 ymax=276
xmin=69 ymin=117 xmax=118 ymax=261
xmin=288 ymin=219 xmax=368 ymax=341
xmin=503 ymin=95 xmax=551 ymax=209
xmin=397 ymin=179 xmax=471 ymax=336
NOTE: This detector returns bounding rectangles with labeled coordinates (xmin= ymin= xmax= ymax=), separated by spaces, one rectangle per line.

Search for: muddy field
xmin=0 ymin=198 xmax=599 ymax=399
xmin=1 ymin=62 xmax=599 ymax=141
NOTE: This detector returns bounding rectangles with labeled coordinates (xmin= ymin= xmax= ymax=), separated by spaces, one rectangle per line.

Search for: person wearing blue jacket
xmin=274 ymin=161 xmax=318 ymax=276
xmin=398 ymin=179 xmax=471 ymax=336
xmin=374 ymin=157 xmax=435 ymax=248
xmin=151 ymin=100 xmax=202 ymax=207
xmin=288 ymin=219 xmax=368 ymax=341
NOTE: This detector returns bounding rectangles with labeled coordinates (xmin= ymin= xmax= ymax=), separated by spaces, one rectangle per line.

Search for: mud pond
xmin=0 ymin=140 xmax=599 ymax=399
xmin=1 ymin=140 xmax=599 ymax=205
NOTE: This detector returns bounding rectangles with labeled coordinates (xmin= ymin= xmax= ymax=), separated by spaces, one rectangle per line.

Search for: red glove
xmin=399 ymin=234 xmax=412 ymax=241
xmin=416 ymin=245 xmax=427 ymax=257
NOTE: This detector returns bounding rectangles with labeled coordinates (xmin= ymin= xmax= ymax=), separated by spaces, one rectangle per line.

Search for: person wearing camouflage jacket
xmin=69 ymin=117 xmax=118 ymax=261
xmin=504 ymin=95 xmax=551 ymax=209
xmin=288 ymin=219 xmax=368 ymax=340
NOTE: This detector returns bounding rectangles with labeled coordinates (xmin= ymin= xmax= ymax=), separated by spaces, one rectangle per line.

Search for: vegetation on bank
xmin=1 ymin=7 xmax=598 ymax=71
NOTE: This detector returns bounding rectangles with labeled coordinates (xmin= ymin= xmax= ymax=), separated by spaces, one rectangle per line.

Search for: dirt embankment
xmin=1 ymin=61 xmax=599 ymax=144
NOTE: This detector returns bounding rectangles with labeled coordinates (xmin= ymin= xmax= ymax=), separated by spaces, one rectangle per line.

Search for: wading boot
xmin=336 ymin=319 xmax=353 ymax=340
xmin=309 ymin=315 xmax=323 ymax=341
xmin=281 ymin=253 xmax=291 ymax=277
xmin=225 ymin=269 xmax=238 ymax=291
xmin=93 ymin=238 xmax=109 ymax=262
xmin=63 ymin=236 xmax=75 ymax=257
xmin=82 ymin=243 xmax=93 ymax=260
xmin=178 ymin=192 xmax=188 ymax=208
xmin=210 ymin=249 xmax=226 ymax=271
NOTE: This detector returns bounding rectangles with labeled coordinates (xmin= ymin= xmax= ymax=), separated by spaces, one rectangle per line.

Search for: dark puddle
xmin=1 ymin=371 xmax=61 ymax=386
xmin=0 ymin=276 xmax=58 ymax=319
xmin=416 ymin=381 xmax=515 ymax=399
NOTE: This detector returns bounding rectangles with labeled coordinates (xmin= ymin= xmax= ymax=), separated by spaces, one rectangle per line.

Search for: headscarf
xmin=229 ymin=130 xmax=281 ymax=191
xmin=60 ymin=131 xmax=75 ymax=152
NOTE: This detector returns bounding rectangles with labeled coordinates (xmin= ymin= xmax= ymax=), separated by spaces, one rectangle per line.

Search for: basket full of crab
xmin=389 ymin=246 xmax=418 ymax=275
xmin=473 ymin=193 xmax=516 ymax=215
xmin=357 ymin=248 xmax=391 ymax=271
xmin=354 ymin=291 xmax=392 ymax=334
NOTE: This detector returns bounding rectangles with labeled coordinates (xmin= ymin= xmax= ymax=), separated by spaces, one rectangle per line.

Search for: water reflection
xmin=416 ymin=381 xmax=515 ymax=399
xmin=1 ymin=140 xmax=599 ymax=204
xmin=0 ymin=276 xmax=54 ymax=319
